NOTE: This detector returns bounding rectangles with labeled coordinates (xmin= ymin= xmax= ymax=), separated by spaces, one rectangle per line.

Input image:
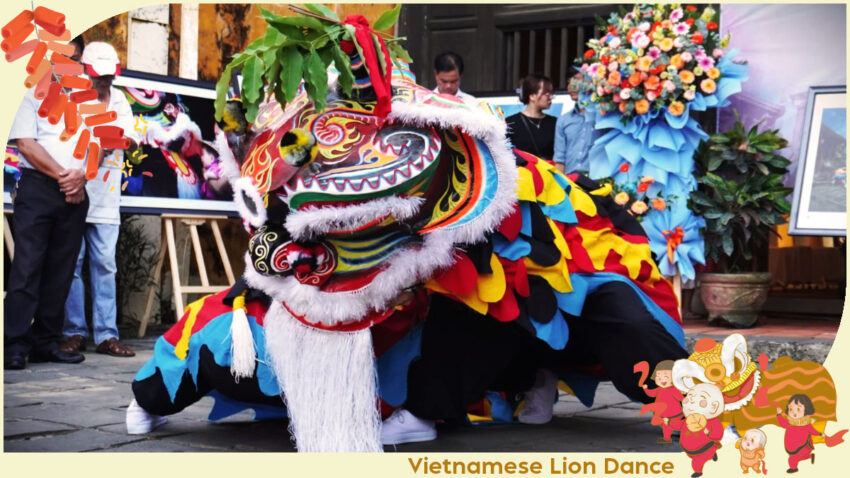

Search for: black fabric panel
xmin=462 ymin=239 xmax=494 ymax=274
xmin=525 ymin=275 xmax=558 ymax=323
xmin=132 ymin=345 xmax=284 ymax=416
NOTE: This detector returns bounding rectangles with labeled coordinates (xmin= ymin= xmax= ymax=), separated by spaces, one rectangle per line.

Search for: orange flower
xmin=670 ymin=53 xmax=684 ymax=70
xmin=678 ymin=70 xmax=695 ymax=84
xmin=615 ymin=191 xmax=630 ymax=205
xmin=669 ymin=101 xmax=686 ymax=116
xmin=629 ymin=72 xmax=643 ymax=87
xmin=661 ymin=20 xmax=672 ymax=30
xmin=644 ymin=75 xmax=660 ymax=91
xmin=607 ymin=71 xmax=622 ymax=87
xmin=619 ymin=101 xmax=628 ymax=113
xmin=707 ymin=67 xmax=721 ymax=79
xmin=651 ymin=198 xmax=667 ymax=211
xmin=628 ymin=26 xmax=640 ymax=41
xmin=619 ymin=163 xmax=630 ymax=173
xmin=634 ymin=99 xmax=650 ymax=115
xmin=630 ymin=200 xmax=649 ymax=215
xmin=637 ymin=56 xmax=653 ymax=72
xmin=658 ymin=38 xmax=674 ymax=52
xmin=700 ymin=78 xmax=717 ymax=94
xmin=639 ymin=176 xmax=655 ymax=184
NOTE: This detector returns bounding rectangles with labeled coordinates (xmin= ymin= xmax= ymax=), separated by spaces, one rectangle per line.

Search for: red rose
xmin=608 ymin=25 xmax=617 ymax=34
xmin=685 ymin=18 xmax=695 ymax=26
xmin=691 ymin=32 xmax=704 ymax=44
xmin=619 ymin=163 xmax=630 ymax=173
xmin=707 ymin=21 xmax=718 ymax=30
xmin=651 ymin=64 xmax=666 ymax=75
xmin=637 ymin=182 xmax=649 ymax=193
xmin=651 ymin=21 xmax=661 ymax=32
xmin=600 ymin=54 xmax=610 ymax=64
xmin=584 ymin=49 xmax=595 ymax=59
xmin=685 ymin=5 xmax=697 ymax=11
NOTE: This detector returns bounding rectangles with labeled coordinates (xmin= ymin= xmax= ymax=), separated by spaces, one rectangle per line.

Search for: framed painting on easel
xmin=788 ymin=85 xmax=847 ymax=236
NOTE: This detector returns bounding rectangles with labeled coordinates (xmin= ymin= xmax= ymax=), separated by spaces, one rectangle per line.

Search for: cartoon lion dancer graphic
xmin=776 ymin=394 xmax=848 ymax=473
xmin=736 ymin=428 xmax=767 ymax=474
xmin=668 ymin=383 xmax=724 ymax=478
xmin=638 ymin=360 xmax=684 ymax=443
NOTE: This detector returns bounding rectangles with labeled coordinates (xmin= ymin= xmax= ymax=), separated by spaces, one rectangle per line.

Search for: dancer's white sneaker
xmin=126 ymin=399 xmax=168 ymax=434
xmin=518 ymin=369 xmax=558 ymax=425
xmin=381 ymin=409 xmax=436 ymax=445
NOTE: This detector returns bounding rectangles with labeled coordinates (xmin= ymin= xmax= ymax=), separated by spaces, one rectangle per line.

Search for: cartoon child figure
xmin=775 ymin=393 xmax=850 ymax=473
xmin=736 ymin=428 xmax=767 ymax=474
xmin=642 ymin=360 xmax=684 ymax=443
xmin=669 ymin=383 xmax=725 ymax=478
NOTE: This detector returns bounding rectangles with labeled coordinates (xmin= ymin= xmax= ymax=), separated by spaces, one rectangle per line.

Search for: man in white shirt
xmin=61 ymin=41 xmax=139 ymax=358
xmin=432 ymin=51 xmax=475 ymax=103
xmin=4 ymin=39 xmax=89 ymax=369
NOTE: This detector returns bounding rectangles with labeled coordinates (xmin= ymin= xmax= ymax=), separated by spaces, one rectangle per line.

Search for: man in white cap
xmin=4 ymin=38 xmax=89 ymax=369
xmin=60 ymin=41 xmax=140 ymax=358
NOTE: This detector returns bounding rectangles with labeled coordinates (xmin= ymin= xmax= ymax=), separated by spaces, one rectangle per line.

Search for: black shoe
xmin=29 ymin=348 xmax=85 ymax=364
xmin=691 ymin=473 xmax=702 ymax=478
xmin=4 ymin=353 xmax=27 ymax=370
xmin=811 ymin=453 xmax=815 ymax=464
xmin=787 ymin=468 xmax=798 ymax=474
xmin=713 ymin=453 xmax=718 ymax=462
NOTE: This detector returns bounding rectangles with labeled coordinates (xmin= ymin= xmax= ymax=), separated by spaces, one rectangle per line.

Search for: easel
xmin=138 ymin=214 xmax=236 ymax=337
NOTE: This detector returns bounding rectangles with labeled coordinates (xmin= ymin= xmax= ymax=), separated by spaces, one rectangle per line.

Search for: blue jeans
xmin=63 ymin=223 xmax=120 ymax=344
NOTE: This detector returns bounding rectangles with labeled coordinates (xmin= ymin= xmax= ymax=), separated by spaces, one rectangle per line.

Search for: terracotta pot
xmin=697 ymin=272 xmax=771 ymax=328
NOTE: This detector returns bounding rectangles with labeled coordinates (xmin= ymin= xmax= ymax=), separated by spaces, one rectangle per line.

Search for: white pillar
xmin=178 ymin=4 xmax=199 ymax=80
xmin=126 ymin=6 xmax=169 ymax=75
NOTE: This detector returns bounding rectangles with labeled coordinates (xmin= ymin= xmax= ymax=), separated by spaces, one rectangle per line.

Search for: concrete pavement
xmin=4 ymin=337 xmax=678 ymax=453
xmin=3 ymin=330 xmax=835 ymax=453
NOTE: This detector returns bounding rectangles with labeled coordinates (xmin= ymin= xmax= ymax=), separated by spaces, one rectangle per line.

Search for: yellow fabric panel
xmin=548 ymin=217 xmax=571 ymax=260
xmin=577 ymin=226 xmax=661 ymax=283
xmin=565 ymin=177 xmax=598 ymax=216
xmin=589 ymin=182 xmax=613 ymax=196
xmin=424 ymin=279 xmax=489 ymax=315
xmin=516 ymin=167 xmax=537 ymax=201
xmin=534 ymin=164 xmax=567 ymax=206
xmin=174 ymin=297 xmax=210 ymax=360
xmin=477 ymin=254 xmax=507 ymax=303
xmin=524 ymin=257 xmax=572 ymax=293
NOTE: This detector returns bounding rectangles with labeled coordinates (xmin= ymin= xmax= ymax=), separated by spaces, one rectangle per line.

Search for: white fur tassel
xmin=264 ymin=302 xmax=382 ymax=452
xmin=229 ymin=293 xmax=256 ymax=380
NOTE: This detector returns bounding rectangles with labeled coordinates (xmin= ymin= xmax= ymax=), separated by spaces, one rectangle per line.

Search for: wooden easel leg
xmin=165 ymin=218 xmax=185 ymax=322
xmin=138 ymin=219 xmax=168 ymax=338
xmin=210 ymin=220 xmax=235 ymax=284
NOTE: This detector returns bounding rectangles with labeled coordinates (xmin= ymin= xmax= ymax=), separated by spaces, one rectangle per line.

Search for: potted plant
xmin=688 ymin=112 xmax=792 ymax=327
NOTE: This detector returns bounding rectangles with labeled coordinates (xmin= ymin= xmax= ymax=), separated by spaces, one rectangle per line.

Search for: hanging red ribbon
xmin=662 ymin=226 xmax=684 ymax=265
xmin=343 ymin=15 xmax=393 ymax=121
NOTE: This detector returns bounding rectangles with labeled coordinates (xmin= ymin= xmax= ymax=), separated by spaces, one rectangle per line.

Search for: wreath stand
xmin=138 ymin=214 xmax=236 ymax=337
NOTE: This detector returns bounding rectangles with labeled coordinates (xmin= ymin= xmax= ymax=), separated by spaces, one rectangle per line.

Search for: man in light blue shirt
xmin=553 ymin=72 xmax=598 ymax=174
